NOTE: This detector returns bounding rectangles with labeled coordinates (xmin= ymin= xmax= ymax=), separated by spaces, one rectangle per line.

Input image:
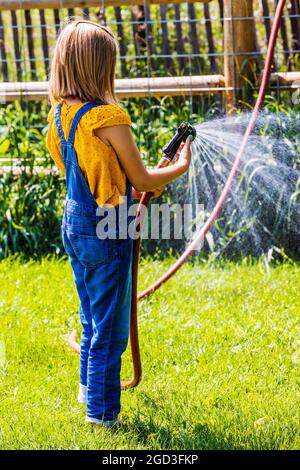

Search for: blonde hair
xmin=49 ymin=18 xmax=117 ymax=104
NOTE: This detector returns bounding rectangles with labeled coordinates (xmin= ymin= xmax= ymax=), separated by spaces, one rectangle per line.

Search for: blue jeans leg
xmin=62 ymin=229 xmax=93 ymax=387
xmin=85 ymin=240 xmax=132 ymax=422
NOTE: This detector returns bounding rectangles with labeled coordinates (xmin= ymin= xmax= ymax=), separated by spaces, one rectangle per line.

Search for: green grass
xmin=0 ymin=257 xmax=299 ymax=450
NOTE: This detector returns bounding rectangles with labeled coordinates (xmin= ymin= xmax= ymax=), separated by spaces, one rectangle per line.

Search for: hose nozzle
xmin=163 ymin=122 xmax=196 ymax=162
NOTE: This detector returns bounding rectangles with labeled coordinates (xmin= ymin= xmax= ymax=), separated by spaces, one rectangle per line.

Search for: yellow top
xmin=46 ymin=100 xmax=132 ymax=206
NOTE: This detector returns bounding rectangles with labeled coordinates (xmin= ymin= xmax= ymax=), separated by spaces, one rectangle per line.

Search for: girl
xmin=47 ymin=19 xmax=192 ymax=428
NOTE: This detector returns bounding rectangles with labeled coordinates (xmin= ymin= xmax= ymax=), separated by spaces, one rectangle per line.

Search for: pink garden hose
xmin=138 ymin=0 xmax=286 ymax=301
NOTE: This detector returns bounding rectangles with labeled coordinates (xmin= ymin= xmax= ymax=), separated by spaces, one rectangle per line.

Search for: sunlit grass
xmin=0 ymin=257 xmax=299 ymax=449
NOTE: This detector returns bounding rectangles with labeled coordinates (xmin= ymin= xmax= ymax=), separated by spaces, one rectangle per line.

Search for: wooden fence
xmin=0 ymin=0 xmax=300 ymax=110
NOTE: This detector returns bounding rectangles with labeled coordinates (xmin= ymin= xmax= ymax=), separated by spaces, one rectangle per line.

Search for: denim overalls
xmin=54 ymin=101 xmax=133 ymax=425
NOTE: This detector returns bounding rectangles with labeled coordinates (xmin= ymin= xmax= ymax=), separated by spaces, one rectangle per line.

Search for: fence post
xmin=223 ymin=0 xmax=256 ymax=113
xmin=11 ymin=11 xmax=22 ymax=81
xmin=0 ymin=13 xmax=8 ymax=82
xmin=24 ymin=9 xmax=37 ymax=80
xmin=204 ymin=2 xmax=218 ymax=74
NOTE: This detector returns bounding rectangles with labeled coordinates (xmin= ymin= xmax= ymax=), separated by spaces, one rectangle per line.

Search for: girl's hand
xmin=173 ymin=141 xmax=185 ymax=163
xmin=149 ymin=140 xmax=193 ymax=198
xmin=175 ymin=136 xmax=193 ymax=172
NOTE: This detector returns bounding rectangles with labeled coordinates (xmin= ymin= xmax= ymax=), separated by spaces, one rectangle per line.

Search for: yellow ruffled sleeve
xmin=85 ymin=104 xmax=132 ymax=132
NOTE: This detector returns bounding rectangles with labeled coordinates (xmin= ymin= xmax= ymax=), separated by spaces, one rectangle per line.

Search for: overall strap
xmin=67 ymin=101 xmax=103 ymax=145
xmin=54 ymin=102 xmax=67 ymax=145
xmin=125 ymin=176 xmax=132 ymax=201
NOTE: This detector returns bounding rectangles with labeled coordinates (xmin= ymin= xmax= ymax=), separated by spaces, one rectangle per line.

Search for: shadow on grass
xmin=117 ymin=419 xmax=237 ymax=450
xmin=114 ymin=391 xmax=238 ymax=450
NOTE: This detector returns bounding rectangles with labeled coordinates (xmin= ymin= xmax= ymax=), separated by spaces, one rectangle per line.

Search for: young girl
xmin=47 ymin=19 xmax=192 ymax=428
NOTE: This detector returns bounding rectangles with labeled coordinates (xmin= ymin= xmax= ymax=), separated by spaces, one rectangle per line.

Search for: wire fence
xmin=0 ymin=1 xmax=299 ymax=84
xmin=0 ymin=1 xmax=299 ymax=168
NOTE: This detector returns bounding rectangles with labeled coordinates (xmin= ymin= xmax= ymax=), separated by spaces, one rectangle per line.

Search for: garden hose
xmin=122 ymin=0 xmax=287 ymax=389
xmin=69 ymin=0 xmax=287 ymax=390
xmin=137 ymin=0 xmax=286 ymax=301
xmin=122 ymin=122 xmax=196 ymax=389
xmin=68 ymin=122 xmax=197 ymax=388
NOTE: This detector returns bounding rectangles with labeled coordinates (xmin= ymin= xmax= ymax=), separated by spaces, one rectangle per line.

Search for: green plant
xmin=0 ymin=172 xmax=65 ymax=259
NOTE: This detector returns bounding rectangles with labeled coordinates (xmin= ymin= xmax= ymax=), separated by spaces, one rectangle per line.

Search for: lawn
xmin=0 ymin=257 xmax=299 ymax=450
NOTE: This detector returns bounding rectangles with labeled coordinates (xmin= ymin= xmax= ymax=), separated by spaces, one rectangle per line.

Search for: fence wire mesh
xmin=0 ymin=1 xmax=299 ymax=166
xmin=0 ymin=1 xmax=299 ymax=84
